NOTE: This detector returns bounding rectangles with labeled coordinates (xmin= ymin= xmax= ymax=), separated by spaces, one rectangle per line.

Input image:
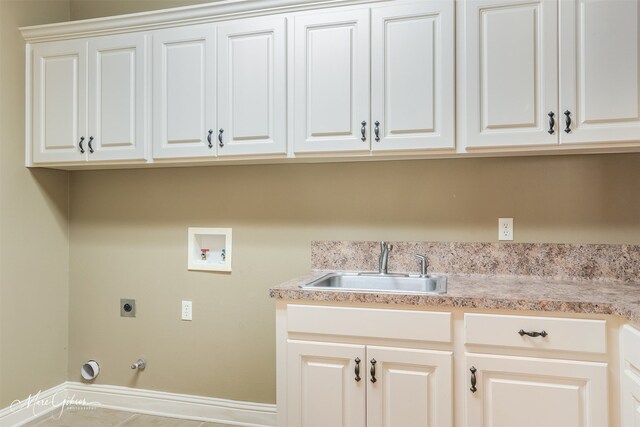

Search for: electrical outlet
xmin=498 ymin=218 xmax=514 ymax=241
xmin=181 ymin=300 xmax=192 ymax=321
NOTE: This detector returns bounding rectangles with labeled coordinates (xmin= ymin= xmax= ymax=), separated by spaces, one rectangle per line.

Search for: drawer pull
xmin=78 ymin=136 xmax=85 ymax=154
xmin=370 ymin=358 xmax=377 ymax=383
xmin=518 ymin=329 xmax=548 ymax=338
xmin=548 ymin=111 xmax=555 ymax=135
xmin=361 ymin=121 xmax=367 ymax=142
xmin=470 ymin=366 xmax=477 ymax=393
xmin=354 ymin=357 xmax=361 ymax=382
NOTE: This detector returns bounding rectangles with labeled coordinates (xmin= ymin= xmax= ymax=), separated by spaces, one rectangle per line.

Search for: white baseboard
xmin=0 ymin=382 xmax=276 ymax=427
xmin=0 ymin=383 xmax=68 ymax=426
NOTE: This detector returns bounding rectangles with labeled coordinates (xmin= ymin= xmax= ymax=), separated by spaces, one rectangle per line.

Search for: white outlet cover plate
xmin=182 ymin=300 xmax=193 ymax=321
xmin=498 ymin=218 xmax=514 ymax=241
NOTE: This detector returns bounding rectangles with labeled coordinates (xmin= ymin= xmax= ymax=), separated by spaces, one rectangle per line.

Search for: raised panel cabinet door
xmin=293 ymin=9 xmax=371 ymax=154
xmin=287 ymin=340 xmax=366 ymax=427
xmin=367 ymin=346 xmax=453 ymax=427
xmin=153 ymin=25 xmax=215 ymax=159
xmin=463 ymin=0 xmax=558 ymax=148
xmin=32 ymin=39 xmax=88 ymax=163
xmin=371 ymin=1 xmax=455 ymax=152
xmin=87 ymin=33 xmax=147 ymax=162
xmin=560 ymin=0 xmax=640 ymax=144
xmin=466 ymin=354 xmax=608 ymax=427
xmin=217 ymin=16 xmax=287 ymax=157
xmin=621 ymin=325 xmax=640 ymax=427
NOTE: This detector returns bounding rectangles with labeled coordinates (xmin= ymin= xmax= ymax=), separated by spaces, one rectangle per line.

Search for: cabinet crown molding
xmin=20 ymin=0 xmax=380 ymax=42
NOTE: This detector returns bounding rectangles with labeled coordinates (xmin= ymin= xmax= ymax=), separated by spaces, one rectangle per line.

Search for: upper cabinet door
xmin=560 ymin=0 xmax=640 ymax=145
xmin=463 ymin=0 xmax=558 ymax=148
xmin=371 ymin=1 xmax=455 ymax=152
xmin=32 ymin=40 xmax=87 ymax=163
xmin=293 ymin=9 xmax=370 ymax=154
xmin=153 ymin=25 xmax=216 ymax=159
xmin=217 ymin=16 xmax=287 ymax=157
xmin=88 ymin=33 xmax=147 ymax=162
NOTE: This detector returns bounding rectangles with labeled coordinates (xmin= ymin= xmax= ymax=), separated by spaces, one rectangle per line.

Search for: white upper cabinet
xmin=560 ymin=0 xmax=640 ymax=144
xmin=24 ymin=0 xmax=640 ymax=168
xmin=216 ymin=16 xmax=287 ymax=157
xmin=152 ymin=25 xmax=216 ymax=160
xmin=293 ymin=9 xmax=371 ymax=154
xmin=371 ymin=1 xmax=455 ymax=151
xmin=463 ymin=0 xmax=558 ymax=148
xmin=32 ymin=35 xmax=147 ymax=164
xmin=32 ymin=39 xmax=87 ymax=164
xmin=88 ymin=33 xmax=147 ymax=162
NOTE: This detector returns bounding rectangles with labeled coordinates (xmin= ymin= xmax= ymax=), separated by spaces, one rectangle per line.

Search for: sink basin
xmin=300 ymin=272 xmax=447 ymax=294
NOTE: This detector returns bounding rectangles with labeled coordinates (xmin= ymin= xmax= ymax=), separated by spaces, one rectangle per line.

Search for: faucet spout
xmin=379 ymin=241 xmax=393 ymax=274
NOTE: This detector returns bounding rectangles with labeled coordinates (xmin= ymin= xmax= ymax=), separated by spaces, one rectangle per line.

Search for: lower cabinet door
xmin=466 ymin=354 xmax=608 ymax=427
xmin=367 ymin=346 xmax=453 ymax=427
xmin=287 ymin=340 xmax=366 ymax=427
xmin=621 ymin=325 xmax=640 ymax=426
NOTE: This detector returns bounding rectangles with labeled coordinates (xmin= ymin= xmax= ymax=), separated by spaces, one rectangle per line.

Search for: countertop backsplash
xmin=311 ymin=241 xmax=640 ymax=283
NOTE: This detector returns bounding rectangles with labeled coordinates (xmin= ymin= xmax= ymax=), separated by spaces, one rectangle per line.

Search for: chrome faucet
xmin=415 ymin=254 xmax=429 ymax=277
xmin=379 ymin=241 xmax=393 ymax=274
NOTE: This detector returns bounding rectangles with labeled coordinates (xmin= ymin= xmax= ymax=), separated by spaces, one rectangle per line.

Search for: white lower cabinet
xmin=622 ymin=325 xmax=640 ymax=426
xmin=367 ymin=346 xmax=452 ymax=427
xmin=286 ymin=340 xmax=452 ymax=427
xmin=465 ymin=354 xmax=608 ymax=427
xmin=278 ymin=304 xmax=621 ymax=427
xmin=287 ymin=340 xmax=366 ymax=427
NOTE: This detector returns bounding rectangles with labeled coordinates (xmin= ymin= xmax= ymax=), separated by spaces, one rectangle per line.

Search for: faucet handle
xmin=415 ymin=254 xmax=429 ymax=276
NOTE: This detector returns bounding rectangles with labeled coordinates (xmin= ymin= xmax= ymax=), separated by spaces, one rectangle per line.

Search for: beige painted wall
xmin=0 ymin=1 xmax=70 ymax=408
xmin=69 ymin=0 xmax=216 ymax=20
xmin=68 ymin=154 xmax=640 ymax=403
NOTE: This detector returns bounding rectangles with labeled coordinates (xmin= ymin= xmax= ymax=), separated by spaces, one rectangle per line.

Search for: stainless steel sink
xmin=300 ymin=272 xmax=447 ymax=294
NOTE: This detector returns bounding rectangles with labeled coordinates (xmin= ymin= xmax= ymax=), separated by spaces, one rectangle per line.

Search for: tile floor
xmin=23 ymin=407 xmax=238 ymax=427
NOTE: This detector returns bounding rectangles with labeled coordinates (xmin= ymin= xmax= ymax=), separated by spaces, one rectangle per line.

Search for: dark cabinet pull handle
xmin=370 ymin=358 xmax=377 ymax=383
xmin=564 ymin=110 xmax=572 ymax=133
xmin=207 ymin=129 xmax=213 ymax=148
xmin=361 ymin=121 xmax=367 ymax=142
xmin=78 ymin=136 xmax=85 ymax=154
xmin=354 ymin=357 xmax=361 ymax=382
xmin=518 ymin=329 xmax=548 ymax=338
xmin=470 ymin=366 xmax=477 ymax=393
xmin=88 ymin=136 xmax=94 ymax=154
xmin=374 ymin=121 xmax=380 ymax=142
xmin=218 ymin=129 xmax=224 ymax=147
xmin=548 ymin=111 xmax=555 ymax=135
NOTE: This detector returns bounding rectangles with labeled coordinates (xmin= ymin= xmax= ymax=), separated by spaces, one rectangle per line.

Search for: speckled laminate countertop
xmin=269 ymin=271 xmax=640 ymax=324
